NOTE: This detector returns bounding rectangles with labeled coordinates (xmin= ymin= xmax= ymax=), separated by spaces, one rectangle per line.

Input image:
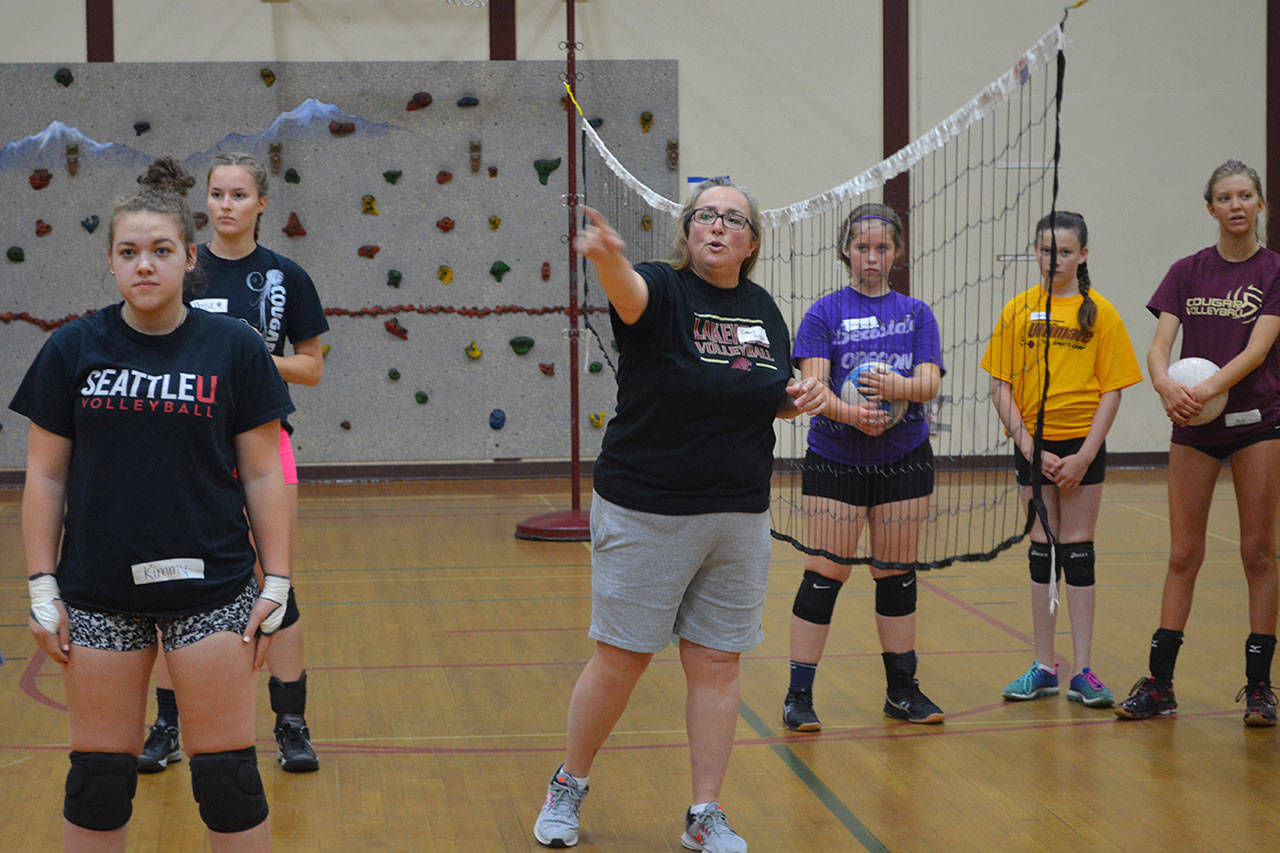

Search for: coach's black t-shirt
xmin=593 ymin=261 xmax=791 ymax=515
xmin=9 ymin=304 xmax=295 ymax=616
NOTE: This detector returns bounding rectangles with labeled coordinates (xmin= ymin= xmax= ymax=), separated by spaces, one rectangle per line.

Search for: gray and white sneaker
xmin=681 ymin=802 xmax=747 ymax=852
xmin=534 ymin=764 xmax=588 ymax=848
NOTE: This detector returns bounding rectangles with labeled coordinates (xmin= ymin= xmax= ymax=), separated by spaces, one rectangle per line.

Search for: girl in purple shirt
xmin=1117 ymin=160 xmax=1280 ymax=726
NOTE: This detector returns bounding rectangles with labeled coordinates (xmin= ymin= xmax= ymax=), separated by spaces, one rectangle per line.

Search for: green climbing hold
xmin=387 ymin=269 xmax=403 ymax=288
xmin=588 ymin=361 xmax=603 ymax=374
xmin=509 ymin=336 xmax=534 ymax=356
xmin=490 ymin=261 xmax=511 ymax=282
xmin=284 ymin=168 xmax=300 ymax=184
xmin=415 ymin=391 xmax=429 ymax=405
xmin=54 ymin=68 xmax=73 ymax=87
xmin=533 ymin=157 xmax=562 ymax=185
xmin=383 ymin=169 xmax=402 ymax=184
xmin=388 ymin=368 xmax=401 ymax=381
xmin=6 ymin=247 xmax=24 ymax=262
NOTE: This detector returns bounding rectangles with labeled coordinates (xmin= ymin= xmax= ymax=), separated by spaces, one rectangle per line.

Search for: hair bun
xmin=137 ymin=157 xmax=196 ymax=196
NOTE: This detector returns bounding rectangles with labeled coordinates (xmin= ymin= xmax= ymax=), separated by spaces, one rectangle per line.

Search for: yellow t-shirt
xmin=980 ymin=286 xmax=1144 ymax=440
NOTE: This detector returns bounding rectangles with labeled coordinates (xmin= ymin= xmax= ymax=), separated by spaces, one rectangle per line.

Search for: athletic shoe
xmin=884 ymin=680 xmax=945 ymax=724
xmin=1067 ymin=668 xmax=1115 ymax=707
xmin=1002 ymin=662 xmax=1060 ymax=701
xmin=681 ymin=803 xmax=747 ymax=853
xmin=1236 ymin=681 xmax=1278 ymax=727
xmin=782 ymin=688 xmax=821 ymax=732
xmin=534 ymin=764 xmax=588 ymax=848
xmin=274 ymin=714 xmax=319 ymax=772
xmin=1114 ymin=677 xmax=1178 ymax=719
xmin=137 ymin=720 xmax=182 ymax=773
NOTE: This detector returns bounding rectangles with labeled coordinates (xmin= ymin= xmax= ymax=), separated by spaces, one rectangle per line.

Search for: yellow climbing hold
xmin=588 ymin=411 xmax=607 ymax=428
xmin=465 ymin=340 xmax=483 ymax=360
xmin=437 ymin=265 xmax=454 ymax=285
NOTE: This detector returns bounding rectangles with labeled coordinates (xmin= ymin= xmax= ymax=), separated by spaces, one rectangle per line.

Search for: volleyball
xmin=1167 ymin=357 xmax=1224 ymax=426
xmin=840 ymin=361 xmax=908 ymax=426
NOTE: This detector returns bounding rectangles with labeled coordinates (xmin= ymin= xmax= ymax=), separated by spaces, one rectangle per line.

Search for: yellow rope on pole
xmin=563 ymin=82 xmax=584 ymax=117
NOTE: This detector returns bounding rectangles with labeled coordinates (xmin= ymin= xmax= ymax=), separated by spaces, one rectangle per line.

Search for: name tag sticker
xmin=737 ymin=326 xmax=769 ymax=346
xmin=190 ymin=298 xmax=229 ymax=313
xmin=131 ymin=558 xmax=206 ymax=585
xmin=1030 ymin=311 xmax=1048 ymax=321
xmin=1224 ymin=409 xmax=1262 ymax=428
xmin=842 ymin=316 xmax=879 ymax=331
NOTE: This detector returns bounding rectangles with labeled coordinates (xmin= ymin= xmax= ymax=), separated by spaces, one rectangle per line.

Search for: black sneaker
xmin=274 ymin=714 xmax=319 ymax=772
xmin=1114 ymin=677 xmax=1178 ymax=719
xmin=782 ymin=688 xmax=821 ymax=732
xmin=137 ymin=720 xmax=182 ymax=773
xmin=1236 ymin=681 xmax=1278 ymax=727
xmin=884 ymin=680 xmax=945 ymax=724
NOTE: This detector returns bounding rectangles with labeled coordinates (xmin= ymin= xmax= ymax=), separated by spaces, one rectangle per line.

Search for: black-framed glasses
xmin=689 ymin=207 xmax=755 ymax=234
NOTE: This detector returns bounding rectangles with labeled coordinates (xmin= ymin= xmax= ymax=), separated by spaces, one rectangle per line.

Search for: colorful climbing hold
xmin=489 ymin=409 xmax=506 ymax=430
xmin=388 ymin=368 xmax=401 ymax=381
xmin=436 ymin=170 xmax=452 ymax=185
xmin=509 ymin=335 xmax=534 ymax=355
xmin=470 ymin=140 xmax=482 ymax=173
xmin=329 ymin=120 xmax=355 ymax=136
xmin=383 ymin=169 xmax=402 ymax=184
xmin=541 ymin=262 xmax=551 ymax=281
xmin=384 ymin=318 xmax=408 ymax=339
xmin=6 ymin=247 xmax=24 ymax=262
xmin=133 ymin=121 xmax=150 ymax=136
xmin=283 ymin=168 xmax=300 ymax=184
xmin=35 ymin=220 xmax=51 ymax=237
xmin=321 ymin=344 xmax=331 ymax=358
xmin=437 ymin=265 xmax=454 ymax=285
xmin=268 ymin=142 xmax=282 ymax=175
xmin=488 ymin=215 xmax=501 ymax=231
xmin=414 ymin=391 xmax=429 ymax=405
xmin=66 ymin=144 xmax=78 ymax=176
xmin=193 ymin=212 xmax=209 ymax=229
xmin=560 ymin=95 xmax=570 ymax=111
xmin=29 ymin=169 xmax=51 ymax=190
xmin=533 ymin=157 xmax=561 ymax=185
xmin=260 ymin=67 xmax=276 ymax=87
xmin=588 ymin=117 xmax=604 ymax=129
xmin=358 ymin=244 xmax=380 ymax=258
xmin=362 ymin=195 xmax=378 ymax=215
xmin=436 ymin=217 xmax=455 ymax=233
xmin=640 ymin=111 xmax=654 ymax=133
xmin=667 ymin=140 xmax=679 ymax=171
xmin=282 ymin=212 xmax=306 ymax=238
xmin=406 ymin=91 xmax=433 ymax=111
xmin=465 ymin=340 xmax=483 ymax=360
xmin=539 ymin=363 xmax=555 ymax=377
xmin=54 ymin=67 xmax=73 ymax=87
xmin=340 ymin=420 xmax=352 ymax=430
xmin=588 ymin=361 xmax=604 ymax=374
xmin=640 ymin=215 xmax=652 ymax=232
xmin=387 ymin=269 xmax=402 ymax=288
xmin=488 ymin=166 xmax=498 ymax=178
xmin=490 ymin=261 xmax=511 ymax=282
xmin=457 ymin=96 xmax=479 ymax=107
xmin=588 ymin=412 xmax=607 ymax=428
xmin=81 ymin=215 xmax=99 ymax=233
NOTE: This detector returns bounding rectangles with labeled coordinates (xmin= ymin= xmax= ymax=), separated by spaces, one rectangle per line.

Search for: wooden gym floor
xmin=1 ymin=468 xmax=1278 ymax=851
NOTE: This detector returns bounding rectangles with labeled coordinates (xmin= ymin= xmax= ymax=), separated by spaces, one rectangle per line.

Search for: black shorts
xmin=1015 ymin=437 xmax=1106 ymax=486
xmin=801 ymin=442 xmax=935 ymax=508
xmin=1179 ymin=420 xmax=1280 ymax=461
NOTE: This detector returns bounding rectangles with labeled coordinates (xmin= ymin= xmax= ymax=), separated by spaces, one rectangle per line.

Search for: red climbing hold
xmin=406 ymin=91 xmax=433 ymax=111
xmin=29 ymin=169 xmax=52 ymax=190
xmin=329 ymin=120 xmax=355 ymax=136
xmin=541 ymin=262 xmax=551 ymax=281
xmin=282 ymin=212 xmax=307 ymax=238
xmin=436 ymin=170 xmax=452 ymax=184
xmin=358 ymin=244 xmax=381 ymax=258
xmin=436 ymin=218 xmax=455 ymax=233
xmin=539 ymin=363 xmax=555 ymax=377
xmin=384 ymin=317 xmax=408 ymax=339
xmin=35 ymin=220 xmax=52 ymax=237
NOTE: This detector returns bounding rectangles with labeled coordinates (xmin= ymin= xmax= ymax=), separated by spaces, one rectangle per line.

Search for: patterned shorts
xmin=66 ymin=578 xmax=258 ymax=654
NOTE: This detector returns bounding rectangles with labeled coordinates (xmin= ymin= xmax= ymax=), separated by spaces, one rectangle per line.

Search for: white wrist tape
xmin=258 ymin=574 xmax=291 ymax=635
xmin=29 ymin=574 xmax=61 ymax=634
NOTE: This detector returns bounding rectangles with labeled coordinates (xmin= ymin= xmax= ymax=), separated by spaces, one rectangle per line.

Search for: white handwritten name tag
xmin=190 ymin=298 xmax=229 ymax=313
xmin=1224 ymin=409 xmax=1262 ymax=428
xmin=737 ymin=326 xmax=769 ymax=345
xmin=842 ymin=316 xmax=879 ymax=331
xmin=131 ymin=558 xmax=206 ymax=585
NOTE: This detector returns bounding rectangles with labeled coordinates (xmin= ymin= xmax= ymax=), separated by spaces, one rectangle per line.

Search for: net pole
xmin=515 ymin=0 xmax=591 ymax=540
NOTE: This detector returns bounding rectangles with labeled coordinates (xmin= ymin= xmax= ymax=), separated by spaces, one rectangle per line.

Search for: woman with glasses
xmin=533 ymin=178 xmax=824 ymax=852
xmin=781 ymin=203 xmax=946 ymax=732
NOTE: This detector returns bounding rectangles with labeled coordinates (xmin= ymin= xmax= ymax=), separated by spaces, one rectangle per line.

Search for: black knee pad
xmin=189 ymin=747 xmax=269 ymax=834
xmin=280 ymin=586 xmax=301 ymax=630
xmin=1029 ymin=541 xmax=1052 ymax=584
xmin=1057 ymin=541 xmax=1095 ymax=587
xmin=791 ymin=570 xmax=843 ymax=625
xmin=64 ymin=751 xmax=137 ymax=831
xmin=874 ymin=572 xmax=917 ymax=617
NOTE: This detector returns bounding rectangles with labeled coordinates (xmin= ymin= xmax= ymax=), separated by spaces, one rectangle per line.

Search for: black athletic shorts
xmin=1015 ymin=437 xmax=1105 ymax=486
xmin=1179 ymin=419 xmax=1280 ymax=461
xmin=801 ymin=442 xmax=935 ymax=508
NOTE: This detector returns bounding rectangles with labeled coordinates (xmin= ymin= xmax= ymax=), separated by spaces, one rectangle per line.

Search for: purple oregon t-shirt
xmin=795 ymin=286 xmax=943 ymax=466
xmin=1147 ymin=245 xmax=1280 ymax=446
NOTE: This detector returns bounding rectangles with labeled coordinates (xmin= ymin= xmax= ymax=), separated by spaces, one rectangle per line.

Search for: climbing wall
xmin=0 ymin=61 xmax=678 ymax=468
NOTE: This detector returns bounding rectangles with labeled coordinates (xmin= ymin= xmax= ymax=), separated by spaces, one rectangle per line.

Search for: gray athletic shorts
xmin=66 ymin=577 xmax=258 ymax=654
xmin=588 ymin=491 xmax=772 ymax=654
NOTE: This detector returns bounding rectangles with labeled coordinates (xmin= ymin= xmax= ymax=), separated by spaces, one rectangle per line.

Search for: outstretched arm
xmin=577 ymin=206 xmax=649 ymax=325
